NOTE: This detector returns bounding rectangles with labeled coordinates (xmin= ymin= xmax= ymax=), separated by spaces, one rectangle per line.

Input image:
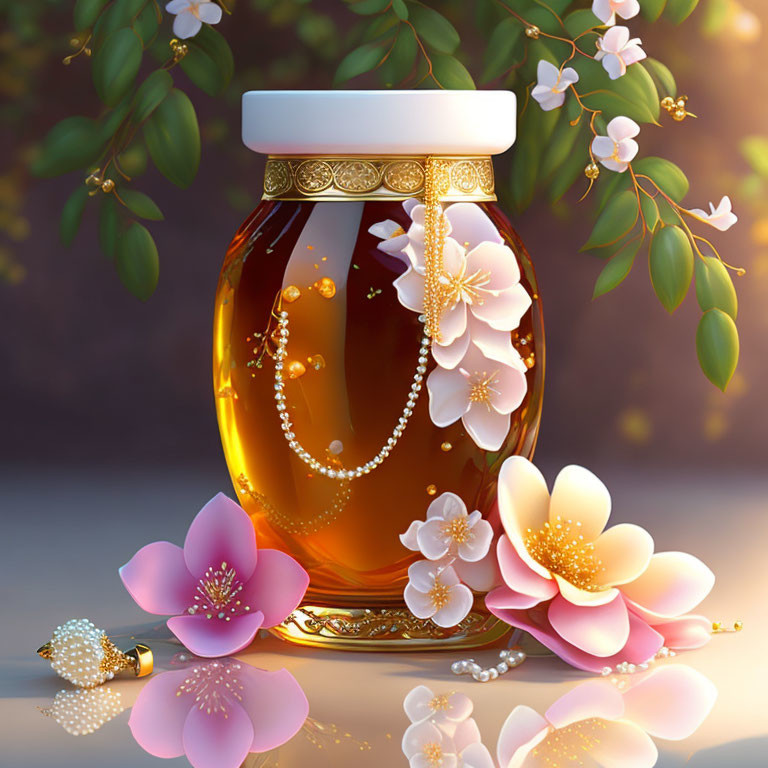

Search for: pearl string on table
xmin=274 ymin=310 xmax=430 ymax=479
xmin=451 ymin=646 xmax=527 ymax=683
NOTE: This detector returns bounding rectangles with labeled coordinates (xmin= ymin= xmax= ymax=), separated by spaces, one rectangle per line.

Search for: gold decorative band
xmin=262 ymin=155 xmax=496 ymax=202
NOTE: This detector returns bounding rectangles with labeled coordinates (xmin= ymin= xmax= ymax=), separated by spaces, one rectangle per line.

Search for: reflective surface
xmin=213 ymin=200 xmax=544 ymax=610
xmin=1 ymin=468 xmax=765 ymax=767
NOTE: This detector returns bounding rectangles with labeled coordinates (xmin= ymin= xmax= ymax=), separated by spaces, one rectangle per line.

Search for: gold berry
xmin=281 ymin=285 xmax=301 ymax=303
xmin=440 ymin=442 xmax=453 ymax=452
xmin=525 ymin=25 xmax=540 ymax=39
xmin=585 ymin=162 xmax=600 ymax=180
xmin=100 ymin=179 xmax=115 ymax=193
xmin=286 ymin=360 xmax=306 ymax=379
xmin=673 ymin=108 xmax=687 ymax=122
xmin=734 ymin=620 xmax=744 ymax=632
xmin=660 ymin=96 xmax=675 ymax=110
xmin=426 ymin=484 xmax=437 ymax=496
xmin=712 ymin=621 xmax=722 ymax=631
xmin=314 ymin=277 xmax=336 ymax=299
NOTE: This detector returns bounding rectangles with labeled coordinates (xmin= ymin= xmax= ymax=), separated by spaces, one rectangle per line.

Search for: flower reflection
xmin=403 ymin=665 xmax=716 ymax=768
xmin=129 ymin=657 xmax=308 ymax=768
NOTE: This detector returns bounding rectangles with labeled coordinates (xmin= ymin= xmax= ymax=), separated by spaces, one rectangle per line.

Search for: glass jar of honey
xmin=214 ymin=91 xmax=544 ymax=650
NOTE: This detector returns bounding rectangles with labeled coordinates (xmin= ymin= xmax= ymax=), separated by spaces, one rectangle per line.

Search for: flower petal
xmin=167 ymin=611 xmax=265 ymax=658
xmin=591 ymin=135 xmax=616 ymax=160
xmin=120 ymin=541 xmax=195 ymax=615
xmin=408 ymin=559 xmax=440 ymax=591
xmin=458 ymin=518 xmax=494 ymax=562
xmin=620 ymin=552 xmax=715 ymax=617
xmin=544 ymin=680 xmax=624 ymax=729
xmin=593 ymin=523 xmax=654 ymax=587
xmin=403 ymin=722 xmax=447 ymax=760
xmin=470 ymin=285 xmax=533 ymax=332
xmin=183 ymin=493 xmax=258 ymax=582
xmin=490 ymin=362 xmax=528 ymax=414
xmin=427 ymin=367 xmax=470 ymax=427
xmin=549 ymin=464 xmax=612 ymax=541
xmin=607 ymin=116 xmax=640 ymax=142
xmin=465 ymin=241 xmax=520 ymax=290
xmin=453 ymin=717 xmax=482 ymax=752
xmin=445 ymin=202 xmax=503 ymax=249
xmin=650 ymin=613 xmax=712 ymax=650
xmin=486 ymin=584 xmax=546 ymax=610
xmin=237 ymin=666 xmax=309 ymax=752
xmin=196 ymin=2 xmax=222 ymax=24
xmin=461 ymin=742 xmax=495 ymax=768
xmin=404 ymin=685 xmax=437 ymax=724
xmin=439 ymin=300 xmax=469 ymax=346
xmin=455 ymin=552 xmax=502 ymax=592
xmin=622 ymin=665 xmax=717 ymax=740
xmin=394 ymin=267 xmax=426 ymax=313
xmin=536 ymin=60 xmax=559 ymax=88
xmin=496 ymin=536 xmax=557 ymax=600
xmin=432 ymin=329 xmax=471 ymax=370
xmin=579 ymin=720 xmax=658 ymax=768
xmin=173 ymin=12 xmax=202 ymax=38
xmin=616 ymin=138 xmax=639 ymax=163
xmin=404 ymin=583 xmax=436 ymax=619
xmin=129 ymin=668 xmax=190 ymax=758
xmin=468 ymin=318 xmax=526 ymax=369
xmin=602 ymin=53 xmax=626 ymax=80
xmin=182 ymin=698 xmax=253 ymax=768
xmin=554 ymin=574 xmax=620 ymax=607
xmin=240 ymin=549 xmax=308 ymax=628
xmin=462 ymin=403 xmax=510 ymax=451
xmin=400 ymin=520 xmax=423 ymax=551
xmin=417 ymin=518 xmax=452 ymax=561
xmin=432 ymin=583 xmax=473 ymax=627
xmin=166 ymin=0 xmax=191 ymax=12
xmin=496 ymin=705 xmax=549 ymax=768
xmin=497 ymin=457 xmax=552 ymax=579
xmin=548 ymin=593 xmax=630 ymax=657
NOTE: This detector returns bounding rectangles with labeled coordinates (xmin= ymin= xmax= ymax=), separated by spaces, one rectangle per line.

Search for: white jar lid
xmin=242 ymin=90 xmax=516 ymax=156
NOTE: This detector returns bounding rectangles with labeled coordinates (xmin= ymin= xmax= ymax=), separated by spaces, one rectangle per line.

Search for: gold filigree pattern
xmin=262 ymin=156 xmax=495 ymax=202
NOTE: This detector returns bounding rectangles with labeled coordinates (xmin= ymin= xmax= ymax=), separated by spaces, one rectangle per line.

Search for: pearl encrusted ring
xmin=37 ymin=618 xmax=153 ymax=688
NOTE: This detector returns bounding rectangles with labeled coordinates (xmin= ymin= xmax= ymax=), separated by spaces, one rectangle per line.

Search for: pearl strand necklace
xmin=451 ymin=647 xmax=527 ymax=683
xmin=274 ymin=310 xmax=430 ymax=479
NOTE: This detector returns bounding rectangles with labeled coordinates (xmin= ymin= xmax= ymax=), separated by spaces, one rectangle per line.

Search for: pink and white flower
xmin=592 ymin=0 xmax=640 ymax=26
xmin=591 ymin=116 xmax=640 ymax=173
xmin=485 ymin=457 xmax=715 ymax=673
xmin=532 ymin=60 xmax=579 ymax=112
xmin=404 ymin=685 xmax=473 ymax=728
xmin=129 ymin=658 xmax=308 ymax=768
xmin=497 ymin=665 xmax=716 ymax=768
xmin=427 ymin=344 xmax=527 ymax=452
xmin=120 ymin=493 xmax=309 ymax=658
xmin=404 ymin=561 xmax=474 ymax=628
xmin=595 ymin=26 xmax=646 ymax=80
xmin=689 ymin=196 xmax=738 ymax=232
xmin=165 ymin=0 xmax=222 ymax=39
xmin=400 ymin=492 xmax=494 ymax=564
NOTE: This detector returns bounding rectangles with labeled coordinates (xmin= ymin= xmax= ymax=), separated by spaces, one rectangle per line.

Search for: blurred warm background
xmin=1 ymin=0 xmax=766 ymax=474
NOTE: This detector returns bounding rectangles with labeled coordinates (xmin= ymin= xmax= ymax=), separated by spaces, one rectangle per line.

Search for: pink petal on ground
xmin=592 ymin=523 xmax=654 ymax=587
xmin=496 ymin=537 xmax=557 ymax=600
xmin=238 ymin=666 xmax=309 ymax=752
xmin=463 ymin=403 xmax=510 ymax=451
xmin=548 ymin=593 xmax=630 ymax=657
xmin=496 ymin=705 xmax=549 ymax=768
xmin=128 ymin=668 xmax=190 ymax=758
xmin=120 ymin=541 xmax=196 ymax=615
xmin=427 ymin=367 xmax=470 ymax=427
xmin=240 ymin=549 xmax=309 ymax=628
xmin=544 ymin=680 xmax=624 ymax=729
xmin=465 ymin=242 xmax=520 ymax=290
xmin=182 ymin=698 xmax=254 ymax=768
xmin=183 ymin=493 xmax=258 ymax=582
xmin=622 ymin=665 xmax=717 ymax=740
xmin=549 ymin=465 xmax=612 ymax=541
xmin=167 ymin=611 xmax=265 ymax=658
xmin=445 ymin=202 xmax=503 ymax=249
xmin=620 ymin=552 xmax=715 ymax=617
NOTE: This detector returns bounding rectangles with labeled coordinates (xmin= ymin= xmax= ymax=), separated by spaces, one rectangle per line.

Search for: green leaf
xmin=378 ymin=27 xmax=417 ymax=87
xmin=564 ymin=9 xmax=601 ymax=38
xmin=641 ymin=0 xmax=667 ymax=21
xmin=644 ymin=58 xmax=676 ymax=99
xmin=117 ymin=143 xmax=148 ymax=177
xmin=392 ymin=0 xmax=408 ymax=20
xmin=633 ymin=156 xmax=689 ymax=202
xmin=94 ymin=0 xmax=148 ymax=44
xmin=181 ymin=25 xmax=234 ymax=96
xmin=143 ymin=88 xmax=200 ymax=188
xmin=408 ymin=4 xmax=460 ymax=54
xmin=74 ymin=0 xmax=110 ymax=31
xmin=431 ymin=54 xmax=475 ymax=90
xmin=665 ymin=0 xmax=700 ymax=24
xmin=657 ymin=196 xmax=681 ymax=225
xmin=116 ymin=221 xmax=159 ymax=301
xmin=582 ymin=190 xmax=639 ymax=250
xmin=60 ymin=186 xmax=90 ymax=246
xmin=547 ymin=126 xmax=589 ymax=203
xmin=650 ymin=225 xmax=694 ymax=312
xmin=347 ymin=0 xmax=390 ymax=14
xmin=132 ymin=2 xmax=159 ymax=46
xmin=480 ymin=16 xmax=522 ymax=84
xmin=593 ymin=238 xmax=643 ymax=298
xmin=119 ymin=188 xmax=163 ymax=220
xmin=334 ymin=41 xmax=386 ymax=84
xmin=701 ymin=0 xmax=730 ymax=36
xmin=740 ymin=136 xmax=768 ymax=178
xmin=540 ymin=109 xmax=582 ymax=180
xmin=697 ymin=309 xmax=739 ymax=390
xmin=640 ymin=194 xmax=660 ymax=231
xmin=695 ymin=256 xmax=738 ymax=319
xmin=99 ymin=194 xmax=120 ymax=259
xmin=93 ymin=27 xmax=143 ymax=107
xmin=99 ymin=94 xmax=133 ymax=143
xmin=132 ymin=69 xmax=173 ymax=125
xmin=31 ymin=117 xmax=105 ymax=177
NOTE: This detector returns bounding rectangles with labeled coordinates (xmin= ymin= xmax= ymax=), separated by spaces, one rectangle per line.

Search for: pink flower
xmin=531 ymin=60 xmax=579 ymax=112
xmin=591 ymin=0 xmax=640 ymax=26
xmin=404 ymin=684 xmax=473 ymax=727
xmin=120 ymin=493 xmax=309 ymax=657
xmin=591 ymin=116 xmax=640 ymax=173
xmin=400 ymin=492 xmax=494 ymax=563
xmin=595 ymin=26 xmax=646 ymax=80
xmin=496 ymin=665 xmax=716 ymax=768
xmin=486 ymin=458 xmax=715 ymax=672
xmin=129 ymin=658 xmax=308 ymax=768
xmin=165 ymin=0 xmax=222 ymax=39
xmin=427 ymin=344 xmax=528 ymax=451
xmin=689 ymin=196 xmax=738 ymax=231
xmin=404 ymin=561 xmax=474 ymax=628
